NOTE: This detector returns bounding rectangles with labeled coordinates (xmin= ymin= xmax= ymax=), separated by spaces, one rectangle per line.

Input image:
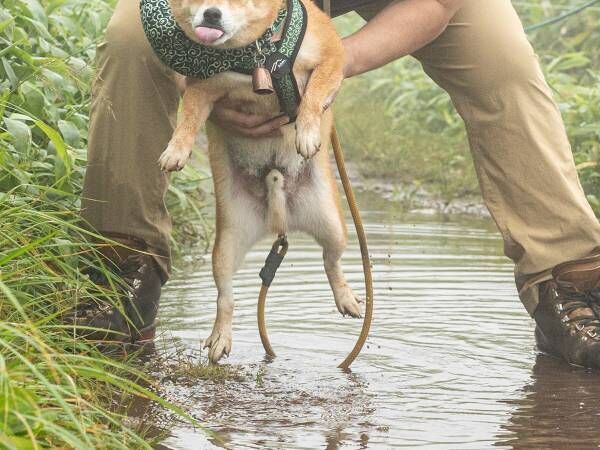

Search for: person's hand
xmin=210 ymin=101 xmax=290 ymax=138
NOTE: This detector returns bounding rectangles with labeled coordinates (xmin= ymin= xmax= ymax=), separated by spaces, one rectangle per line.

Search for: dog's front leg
xmin=159 ymin=79 xmax=219 ymax=172
xmin=295 ymin=57 xmax=344 ymax=159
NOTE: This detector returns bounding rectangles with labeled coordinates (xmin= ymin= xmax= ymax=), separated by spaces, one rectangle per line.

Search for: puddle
xmin=157 ymin=190 xmax=600 ymax=449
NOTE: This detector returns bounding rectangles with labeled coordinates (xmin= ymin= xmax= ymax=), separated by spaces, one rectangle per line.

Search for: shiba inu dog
xmin=160 ymin=0 xmax=362 ymax=363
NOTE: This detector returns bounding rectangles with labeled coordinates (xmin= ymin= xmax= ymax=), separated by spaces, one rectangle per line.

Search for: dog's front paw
xmin=295 ymin=118 xmax=321 ymax=160
xmin=335 ymin=286 xmax=363 ymax=318
xmin=203 ymin=325 xmax=232 ymax=363
xmin=158 ymin=143 xmax=191 ymax=172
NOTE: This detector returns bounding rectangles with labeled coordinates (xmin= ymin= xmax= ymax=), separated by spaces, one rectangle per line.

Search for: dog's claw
xmin=204 ymin=327 xmax=232 ymax=364
xmin=158 ymin=143 xmax=191 ymax=172
xmin=335 ymin=287 xmax=363 ymax=319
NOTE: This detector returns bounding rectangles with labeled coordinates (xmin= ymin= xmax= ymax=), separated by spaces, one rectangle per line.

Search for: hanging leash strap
xmin=140 ymin=0 xmax=306 ymax=120
xmin=257 ymin=1 xmax=374 ymax=370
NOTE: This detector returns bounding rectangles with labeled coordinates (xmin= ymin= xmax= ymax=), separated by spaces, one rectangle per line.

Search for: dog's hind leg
xmin=318 ymin=216 xmax=363 ymax=319
xmin=291 ymin=161 xmax=362 ymax=318
xmin=204 ymin=231 xmax=239 ymax=363
xmin=204 ymin=184 xmax=265 ymax=363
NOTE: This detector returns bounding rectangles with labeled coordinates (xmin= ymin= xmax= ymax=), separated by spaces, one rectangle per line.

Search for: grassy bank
xmin=1 ymin=196 xmax=169 ymax=448
xmin=334 ymin=1 xmax=600 ymax=211
xmin=0 ymin=0 xmax=208 ymax=447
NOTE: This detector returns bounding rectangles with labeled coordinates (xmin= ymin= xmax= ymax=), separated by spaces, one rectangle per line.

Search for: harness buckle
xmin=266 ymin=52 xmax=291 ymax=80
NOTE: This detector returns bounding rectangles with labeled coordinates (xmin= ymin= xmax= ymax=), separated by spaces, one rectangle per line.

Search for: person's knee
xmin=421 ymin=29 xmax=545 ymax=101
xmin=449 ymin=1 xmax=544 ymax=93
xmin=474 ymin=35 xmax=542 ymax=91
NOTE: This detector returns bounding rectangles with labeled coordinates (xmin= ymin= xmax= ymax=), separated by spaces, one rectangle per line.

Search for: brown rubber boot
xmin=534 ymin=254 xmax=600 ymax=368
xmin=64 ymin=236 xmax=162 ymax=345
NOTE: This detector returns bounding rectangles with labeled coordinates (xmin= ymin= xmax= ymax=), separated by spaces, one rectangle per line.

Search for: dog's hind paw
xmin=203 ymin=327 xmax=232 ymax=363
xmin=335 ymin=286 xmax=363 ymax=319
xmin=158 ymin=144 xmax=191 ymax=172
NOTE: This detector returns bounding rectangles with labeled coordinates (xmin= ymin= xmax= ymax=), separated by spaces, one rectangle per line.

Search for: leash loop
xmin=256 ymin=128 xmax=374 ymax=369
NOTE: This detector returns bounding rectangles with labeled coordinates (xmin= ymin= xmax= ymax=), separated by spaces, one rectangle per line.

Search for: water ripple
xmin=157 ymin=192 xmax=600 ymax=449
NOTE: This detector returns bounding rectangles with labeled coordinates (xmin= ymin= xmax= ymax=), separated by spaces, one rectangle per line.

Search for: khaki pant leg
xmin=410 ymin=0 xmax=600 ymax=314
xmin=81 ymin=0 xmax=179 ymax=280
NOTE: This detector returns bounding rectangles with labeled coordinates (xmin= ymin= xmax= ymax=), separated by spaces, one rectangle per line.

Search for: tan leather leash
xmin=257 ymin=1 xmax=374 ymax=369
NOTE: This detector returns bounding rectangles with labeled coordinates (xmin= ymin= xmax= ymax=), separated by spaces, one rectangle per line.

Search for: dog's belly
xmin=211 ymin=71 xmax=308 ymax=180
xmin=224 ymin=134 xmax=304 ymax=178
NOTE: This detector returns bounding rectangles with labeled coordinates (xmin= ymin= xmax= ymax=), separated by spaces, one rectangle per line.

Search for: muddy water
xmin=158 ymin=190 xmax=600 ymax=449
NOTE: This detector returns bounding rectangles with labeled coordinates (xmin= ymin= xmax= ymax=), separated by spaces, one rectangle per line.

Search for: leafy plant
xmin=0 ymin=0 xmax=209 ymax=447
xmin=0 ymin=192 xmax=182 ymax=448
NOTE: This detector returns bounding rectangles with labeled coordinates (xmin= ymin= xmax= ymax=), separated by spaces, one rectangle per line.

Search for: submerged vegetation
xmin=154 ymin=347 xmax=246 ymax=384
xmin=335 ymin=1 xmax=600 ymax=210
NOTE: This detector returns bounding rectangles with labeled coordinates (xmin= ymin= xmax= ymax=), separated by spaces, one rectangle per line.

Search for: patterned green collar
xmin=140 ymin=0 xmax=307 ymax=120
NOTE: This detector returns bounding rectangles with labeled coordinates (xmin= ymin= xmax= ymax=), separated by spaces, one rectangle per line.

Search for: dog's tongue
xmin=194 ymin=26 xmax=224 ymax=44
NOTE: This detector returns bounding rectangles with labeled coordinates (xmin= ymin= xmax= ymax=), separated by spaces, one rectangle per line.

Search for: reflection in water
xmin=156 ymin=191 xmax=600 ymax=449
xmin=497 ymin=354 xmax=600 ymax=449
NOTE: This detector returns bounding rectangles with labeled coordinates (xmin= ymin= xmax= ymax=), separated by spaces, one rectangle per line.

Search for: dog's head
xmin=171 ymin=0 xmax=284 ymax=49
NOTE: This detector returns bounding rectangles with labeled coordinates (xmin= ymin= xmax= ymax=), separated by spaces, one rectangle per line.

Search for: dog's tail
xmin=265 ymin=169 xmax=287 ymax=235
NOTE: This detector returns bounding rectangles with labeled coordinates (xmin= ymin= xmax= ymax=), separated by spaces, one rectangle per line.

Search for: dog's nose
xmin=203 ymin=8 xmax=222 ymax=24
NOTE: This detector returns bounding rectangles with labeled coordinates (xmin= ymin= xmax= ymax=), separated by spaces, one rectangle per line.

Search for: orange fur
xmin=161 ymin=0 xmax=358 ymax=364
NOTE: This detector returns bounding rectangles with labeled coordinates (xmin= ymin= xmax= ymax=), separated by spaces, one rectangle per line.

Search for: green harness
xmin=140 ymin=0 xmax=307 ymax=120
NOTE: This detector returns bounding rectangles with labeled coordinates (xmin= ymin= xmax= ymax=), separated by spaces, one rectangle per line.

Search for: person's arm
xmin=211 ymin=0 xmax=464 ymax=136
xmin=344 ymin=0 xmax=464 ymax=77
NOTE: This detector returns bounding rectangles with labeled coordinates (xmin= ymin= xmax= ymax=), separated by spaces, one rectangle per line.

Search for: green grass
xmin=0 ymin=192 xmax=199 ymax=448
xmin=0 ymin=0 xmax=210 ymax=447
xmin=334 ymin=1 xmax=600 ymax=209
xmin=334 ymin=57 xmax=476 ymax=202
